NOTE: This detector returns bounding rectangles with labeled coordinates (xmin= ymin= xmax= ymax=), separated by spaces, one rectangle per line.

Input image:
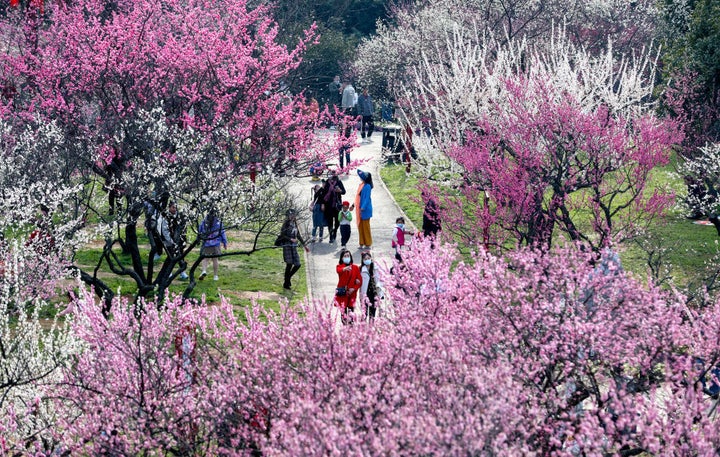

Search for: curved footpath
xmin=289 ymin=129 xmax=415 ymax=312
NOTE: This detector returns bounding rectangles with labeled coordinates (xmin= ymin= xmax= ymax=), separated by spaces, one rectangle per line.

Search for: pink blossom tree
xmin=51 ymin=292 xmax=263 ymax=455
xmin=42 ymin=241 xmax=720 ymax=455
xmin=0 ymin=0 xmax=338 ymax=308
xmin=444 ymin=75 xmax=681 ymax=250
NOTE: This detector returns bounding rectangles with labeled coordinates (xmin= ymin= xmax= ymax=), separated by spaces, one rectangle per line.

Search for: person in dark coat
xmin=422 ymin=191 xmax=441 ymax=238
xmin=280 ymin=209 xmax=309 ymax=290
xmin=320 ymin=174 xmax=346 ymax=243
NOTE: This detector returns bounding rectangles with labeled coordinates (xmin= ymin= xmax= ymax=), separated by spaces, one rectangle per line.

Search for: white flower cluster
xmin=0 ymin=241 xmax=81 ymax=451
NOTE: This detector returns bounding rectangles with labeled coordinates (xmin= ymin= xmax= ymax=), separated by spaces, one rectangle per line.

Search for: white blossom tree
xmin=0 ymin=241 xmax=79 ymax=455
xmin=354 ymin=0 xmax=659 ymax=100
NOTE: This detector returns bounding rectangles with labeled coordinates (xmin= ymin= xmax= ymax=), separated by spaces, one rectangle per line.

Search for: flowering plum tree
xmin=448 ymin=76 xmax=680 ymax=250
xmin=393 ymin=27 xmax=681 ymax=250
xmin=0 ymin=0 xmax=336 ymax=307
xmin=354 ymin=0 xmax=659 ymax=100
xmin=36 ymin=241 xmax=720 ymax=454
xmin=50 ymin=292 xmax=262 ymax=455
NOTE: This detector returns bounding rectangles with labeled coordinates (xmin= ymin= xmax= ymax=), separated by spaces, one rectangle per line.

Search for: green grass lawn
xmin=72 ymin=231 xmax=308 ymax=316
xmin=379 ymin=165 xmax=423 ymax=226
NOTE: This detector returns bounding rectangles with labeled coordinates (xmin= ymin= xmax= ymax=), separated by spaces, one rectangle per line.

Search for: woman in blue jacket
xmin=355 ymin=169 xmax=373 ymax=250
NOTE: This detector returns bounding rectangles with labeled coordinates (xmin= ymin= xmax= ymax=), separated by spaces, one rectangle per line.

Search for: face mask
xmin=397 ymin=223 xmax=404 ymax=229
xmin=363 ymin=259 xmax=372 ymax=266
xmin=343 ymin=257 xmax=351 ymax=264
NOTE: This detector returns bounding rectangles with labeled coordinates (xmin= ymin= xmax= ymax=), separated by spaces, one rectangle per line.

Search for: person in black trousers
xmin=320 ymin=174 xmax=346 ymax=243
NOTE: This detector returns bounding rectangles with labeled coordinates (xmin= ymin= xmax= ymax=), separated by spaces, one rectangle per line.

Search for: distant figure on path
xmin=321 ymin=174 xmax=346 ymax=243
xmin=357 ymin=88 xmax=374 ymax=143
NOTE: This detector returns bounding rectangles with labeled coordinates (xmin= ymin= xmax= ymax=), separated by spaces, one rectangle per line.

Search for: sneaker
xmin=310 ymin=236 xmax=317 ymax=243
xmin=367 ymin=138 xmax=373 ymax=143
xmin=341 ymin=244 xmax=346 ymax=249
xmin=179 ymin=272 xmax=189 ymax=280
xmin=213 ymin=275 xmax=219 ymax=281
xmin=199 ymin=271 xmax=207 ymax=280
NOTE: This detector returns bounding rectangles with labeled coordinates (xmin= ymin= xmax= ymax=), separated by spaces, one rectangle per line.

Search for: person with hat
xmin=338 ymin=200 xmax=355 ymax=249
xmin=355 ymin=169 xmax=374 ymax=250
xmin=280 ymin=208 xmax=309 ymax=290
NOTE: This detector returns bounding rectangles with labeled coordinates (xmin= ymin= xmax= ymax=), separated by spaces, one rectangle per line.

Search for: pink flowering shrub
xmin=47 ymin=241 xmax=720 ymax=455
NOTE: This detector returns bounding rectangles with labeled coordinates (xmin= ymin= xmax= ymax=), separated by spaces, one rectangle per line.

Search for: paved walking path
xmin=290 ymin=129 xmax=414 ymax=306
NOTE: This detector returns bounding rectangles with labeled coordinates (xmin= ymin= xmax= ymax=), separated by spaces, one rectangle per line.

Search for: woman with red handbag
xmin=333 ymin=248 xmax=362 ymax=325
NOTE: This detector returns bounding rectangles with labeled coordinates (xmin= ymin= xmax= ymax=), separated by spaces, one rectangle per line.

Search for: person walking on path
xmin=338 ymin=117 xmax=353 ymax=169
xmin=321 ymin=173 xmax=346 ymax=243
xmin=359 ymin=251 xmax=383 ymax=321
xmin=334 ymin=248 xmax=362 ymax=325
xmin=357 ymin=88 xmax=374 ymax=143
xmin=338 ymin=200 xmax=354 ymax=248
xmin=199 ymin=209 xmax=227 ymax=281
xmin=355 ymin=169 xmax=374 ymax=249
xmin=280 ymin=209 xmax=309 ymax=290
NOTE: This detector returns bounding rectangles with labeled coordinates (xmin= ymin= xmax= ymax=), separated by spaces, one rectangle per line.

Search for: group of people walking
xmin=309 ymin=170 xmax=374 ymax=249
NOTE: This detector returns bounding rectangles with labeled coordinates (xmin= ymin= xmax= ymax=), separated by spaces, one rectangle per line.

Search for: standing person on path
xmin=355 ymin=169 xmax=374 ymax=250
xmin=341 ymin=79 xmax=356 ymax=115
xmin=199 ymin=209 xmax=227 ymax=281
xmin=334 ymin=248 xmax=362 ymax=325
xmin=359 ymin=251 xmax=383 ymax=321
xmin=310 ymin=183 xmax=326 ymax=242
xmin=338 ymin=115 xmax=353 ymax=170
xmin=321 ymin=174 xmax=346 ymax=243
xmin=357 ymin=88 xmax=374 ymax=143
xmin=338 ymin=200 xmax=354 ymax=248
xmin=280 ymin=209 xmax=309 ymax=290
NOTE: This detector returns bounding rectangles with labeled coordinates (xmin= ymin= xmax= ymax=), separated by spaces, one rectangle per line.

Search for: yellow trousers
xmin=358 ymin=218 xmax=372 ymax=246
